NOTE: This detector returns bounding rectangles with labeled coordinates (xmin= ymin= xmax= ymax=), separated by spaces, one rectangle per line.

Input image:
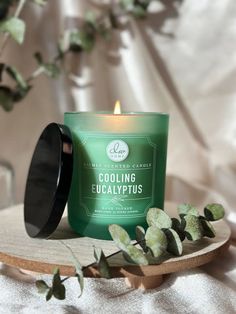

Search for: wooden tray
xmin=0 ymin=202 xmax=231 ymax=289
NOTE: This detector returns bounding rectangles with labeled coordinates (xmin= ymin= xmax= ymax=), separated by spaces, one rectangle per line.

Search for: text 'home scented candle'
xmin=64 ymin=103 xmax=169 ymax=239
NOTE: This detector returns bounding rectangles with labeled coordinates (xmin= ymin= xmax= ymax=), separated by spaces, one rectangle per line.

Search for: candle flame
xmin=114 ymin=100 xmax=121 ymax=114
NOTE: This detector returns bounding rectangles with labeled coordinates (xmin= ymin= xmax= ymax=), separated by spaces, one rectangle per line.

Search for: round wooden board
xmin=0 ymin=202 xmax=231 ymax=289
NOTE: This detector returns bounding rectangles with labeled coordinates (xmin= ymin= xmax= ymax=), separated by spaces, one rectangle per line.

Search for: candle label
xmin=78 ymin=134 xmax=157 ymax=218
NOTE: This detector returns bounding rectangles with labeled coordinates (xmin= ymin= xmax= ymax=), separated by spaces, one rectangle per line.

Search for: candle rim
xmin=64 ymin=111 xmax=169 ymax=117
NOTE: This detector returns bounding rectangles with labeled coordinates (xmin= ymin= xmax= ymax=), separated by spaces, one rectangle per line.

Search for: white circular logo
xmin=106 ymin=140 xmax=129 ymax=162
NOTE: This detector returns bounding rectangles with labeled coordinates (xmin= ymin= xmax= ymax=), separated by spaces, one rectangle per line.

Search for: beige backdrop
xmin=0 ymin=0 xmax=235 ymax=236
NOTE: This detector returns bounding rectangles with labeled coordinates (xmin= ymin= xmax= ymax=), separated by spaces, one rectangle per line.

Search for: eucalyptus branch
xmin=36 ymin=202 xmax=225 ymax=302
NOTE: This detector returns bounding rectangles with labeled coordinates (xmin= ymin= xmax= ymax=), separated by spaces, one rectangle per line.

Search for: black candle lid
xmin=24 ymin=123 xmax=73 ymax=238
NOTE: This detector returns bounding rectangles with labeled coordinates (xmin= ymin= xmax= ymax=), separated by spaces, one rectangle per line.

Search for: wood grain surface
xmin=0 ymin=203 xmax=231 ymax=279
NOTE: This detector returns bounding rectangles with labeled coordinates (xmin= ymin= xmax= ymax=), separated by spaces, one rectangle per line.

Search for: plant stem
xmin=0 ymin=0 xmax=28 ymax=57
xmin=15 ymin=0 xmax=27 ymax=18
xmin=26 ymin=66 xmax=44 ymax=83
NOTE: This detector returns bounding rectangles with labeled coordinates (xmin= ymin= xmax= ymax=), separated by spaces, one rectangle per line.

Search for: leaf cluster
xmin=120 ymin=0 xmax=152 ymax=18
xmin=109 ymin=203 xmax=225 ymax=264
xmin=0 ymin=64 xmax=31 ymax=111
xmin=0 ymin=0 xmax=156 ymax=111
xmin=36 ymin=203 xmax=225 ymax=302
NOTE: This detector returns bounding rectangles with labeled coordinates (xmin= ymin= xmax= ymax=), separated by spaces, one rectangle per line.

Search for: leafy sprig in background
xmin=0 ymin=0 xmax=157 ymax=111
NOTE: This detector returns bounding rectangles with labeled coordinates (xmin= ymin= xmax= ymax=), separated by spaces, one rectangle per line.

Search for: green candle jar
xmin=64 ymin=111 xmax=169 ymax=240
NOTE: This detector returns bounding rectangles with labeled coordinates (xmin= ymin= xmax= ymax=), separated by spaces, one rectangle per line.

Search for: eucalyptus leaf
xmin=78 ymin=29 xmax=95 ymax=52
xmin=204 ymin=203 xmax=225 ymax=221
xmin=164 ymin=228 xmax=183 ymax=256
xmin=5 ymin=65 xmax=28 ymax=89
xmin=97 ymin=23 xmax=111 ymax=41
xmin=94 ymin=247 xmax=111 ymax=279
xmin=199 ymin=216 xmax=216 ymax=238
xmin=69 ymin=30 xmax=83 ymax=52
xmin=132 ymin=5 xmax=147 ymax=18
xmin=109 ymin=12 xmax=119 ymax=29
xmin=46 ymin=288 xmax=53 ymax=301
xmin=145 ymin=226 xmax=167 ymax=258
xmin=120 ymin=0 xmax=134 ymax=11
xmin=36 ymin=280 xmax=49 ymax=294
xmin=137 ymin=0 xmax=151 ymax=10
xmin=61 ymin=242 xmax=84 ymax=297
xmin=0 ymin=1 xmax=11 ymax=21
xmin=0 ymin=17 xmax=25 ymax=44
xmin=74 ymin=261 xmax=84 ymax=298
xmin=171 ymin=217 xmax=185 ymax=241
xmin=52 ymin=268 xmax=66 ymax=300
xmin=34 ymin=52 xmax=43 ymax=64
xmin=182 ymin=214 xmax=203 ymax=241
xmin=125 ymin=244 xmax=148 ymax=265
xmin=34 ymin=52 xmax=60 ymax=78
xmin=43 ymin=63 xmax=60 ymax=78
xmin=85 ymin=11 xmax=97 ymax=29
xmin=0 ymin=86 xmax=13 ymax=111
xmin=177 ymin=203 xmax=199 ymax=217
xmin=135 ymin=225 xmax=148 ymax=253
xmin=108 ymin=224 xmax=131 ymax=251
xmin=32 ymin=0 xmax=47 ymax=6
xmin=12 ymin=85 xmax=31 ymax=102
xmin=146 ymin=207 xmax=172 ymax=229
xmin=122 ymin=251 xmax=135 ymax=264
xmin=0 ymin=63 xmax=5 ymax=81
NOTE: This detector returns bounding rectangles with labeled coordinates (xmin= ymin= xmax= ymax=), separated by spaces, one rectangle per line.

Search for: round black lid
xmin=24 ymin=123 xmax=73 ymax=238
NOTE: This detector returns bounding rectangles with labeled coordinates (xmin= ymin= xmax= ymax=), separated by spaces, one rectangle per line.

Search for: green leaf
xmin=60 ymin=242 xmax=84 ymax=297
xmin=0 ymin=2 xmax=10 ymax=21
xmin=34 ymin=52 xmax=60 ymax=78
xmin=109 ymin=224 xmax=148 ymax=265
xmin=145 ymin=226 xmax=167 ymax=258
xmin=199 ymin=216 xmax=216 ymax=238
xmin=182 ymin=214 xmax=203 ymax=241
xmin=171 ymin=217 xmax=185 ymax=241
xmin=146 ymin=208 xmax=172 ymax=229
xmin=97 ymin=24 xmax=111 ymax=41
xmin=68 ymin=30 xmax=83 ymax=52
xmin=52 ymin=268 xmax=66 ymax=300
xmin=177 ymin=203 xmax=199 ymax=217
xmin=164 ymin=228 xmax=183 ymax=256
xmin=120 ymin=0 xmax=134 ymax=11
xmin=109 ymin=12 xmax=119 ymax=29
xmin=0 ymin=86 xmax=13 ymax=111
xmin=0 ymin=63 xmax=5 ymax=81
xmin=34 ymin=52 xmax=43 ymax=64
xmin=125 ymin=244 xmax=148 ymax=265
xmin=108 ymin=224 xmax=131 ymax=251
xmin=204 ymin=203 xmax=225 ymax=221
xmin=78 ymin=30 xmax=95 ymax=52
xmin=85 ymin=11 xmax=97 ymax=29
xmin=137 ymin=0 xmax=151 ymax=10
xmin=43 ymin=63 xmax=60 ymax=78
xmin=94 ymin=247 xmax=111 ymax=279
xmin=132 ymin=5 xmax=147 ymax=18
xmin=0 ymin=17 xmax=25 ymax=44
xmin=135 ymin=225 xmax=148 ymax=253
xmin=36 ymin=280 xmax=49 ymax=294
xmin=46 ymin=288 xmax=53 ymax=301
xmin=5 ymin=65 xmax=28 ymax=89
xmin=69 ymin=29 xmax=95 ymax=53
xmin=32 ymin=0 xmax=47 ymax=6
xmin=12 ymin=85 xmax=31 ymax=102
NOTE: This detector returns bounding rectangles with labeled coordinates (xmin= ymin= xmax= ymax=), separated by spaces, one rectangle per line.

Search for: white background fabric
xmin=0 ymin=0 xmax=235 ymax=312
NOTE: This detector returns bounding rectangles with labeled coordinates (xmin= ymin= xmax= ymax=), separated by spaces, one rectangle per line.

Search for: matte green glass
xmin=64 ymin=112 xmax=169 ymax=240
